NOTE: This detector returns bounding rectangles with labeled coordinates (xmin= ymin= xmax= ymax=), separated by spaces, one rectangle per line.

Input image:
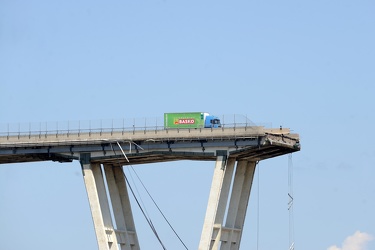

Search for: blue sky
xmin=1 ymin=0 xmax=374 ymax=249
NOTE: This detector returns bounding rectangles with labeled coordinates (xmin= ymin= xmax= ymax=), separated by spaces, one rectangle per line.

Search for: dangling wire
xmin=130 ymin=166 xmax=189 ymax=250
xmin=115 ymin=141 xmax=188 ymax=250
xmin=111 ymin=141 xmax=167 ymax=249
xmin=123 ymin=171 xmax=167 ymax=250
xmin=126 ymin=167 xmax=152 ymax=221
xmin=115 ymin=141 xmax=188 ymax=249
xmin=288 ymin=154 xmax=295 ymax=250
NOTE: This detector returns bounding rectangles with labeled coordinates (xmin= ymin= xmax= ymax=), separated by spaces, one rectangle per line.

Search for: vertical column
xmin=210 ymin=158 xmax=236 ymax=250
xmin=220 ymin=161 xmax=256 ymax=250
xmin=199 ymin=155 xmax=235 ymax=250
xmin=80 ymin=154 xmax=119 ymax=250
xmin=104 ymin=165 xmax=140 ymax=250
xmin=234 ymin=161 xmax=257 ymax=247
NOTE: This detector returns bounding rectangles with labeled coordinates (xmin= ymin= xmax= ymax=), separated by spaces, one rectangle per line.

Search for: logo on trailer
xmin=174 ymin=118 xmax=195 ymax=124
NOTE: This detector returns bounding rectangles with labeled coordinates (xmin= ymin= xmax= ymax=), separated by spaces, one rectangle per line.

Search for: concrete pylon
xmin=220 ymin=160 xmax=256 ymax=250
xmin=199 ymin=157 xmax=256 ymax=250
xmin=104 ymin=165 xmax=140 ymax=250
xmin=80 ymin=153 xmax=139 ymax=250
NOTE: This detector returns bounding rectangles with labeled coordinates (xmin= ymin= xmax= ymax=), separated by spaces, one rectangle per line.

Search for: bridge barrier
xmin=0 ymin=114 xmax=269 ymax=138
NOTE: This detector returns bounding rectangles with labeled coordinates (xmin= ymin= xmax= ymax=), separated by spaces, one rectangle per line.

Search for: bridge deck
xmin=0 ymin=126 xmax=300 ymax=165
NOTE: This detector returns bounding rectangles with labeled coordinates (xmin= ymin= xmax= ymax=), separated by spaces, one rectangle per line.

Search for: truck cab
xmin=204 ymin=115 xmax=221 ymax=128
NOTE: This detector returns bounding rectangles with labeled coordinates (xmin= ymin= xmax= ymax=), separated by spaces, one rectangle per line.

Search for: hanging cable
xmin=115 ymin=140 xmax=188 ymax=249
xmin=288 ymin=154 xmax=295 ymax=250
xmin=111 ymin=141 xmax=167 ymax=249
xmin=130 ymin=166 xmax=189 ymax=250
xmin=116 ymin=141 xmax=151 ymax=219
xmin=123 ymin=170 xmax=167 ymax=250
xmin=117 ymin=141 xmax=153 ymax=222
xmin=126 ymin=167 xmax=152 ymax=220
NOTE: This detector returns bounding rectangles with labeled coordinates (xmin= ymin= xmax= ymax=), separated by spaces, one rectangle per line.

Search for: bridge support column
xmin=220 ymin=160 xmax=256 ymax=250
xmin=199 ymin=155 xmax=235 ymax=249
xmin=80 ymin=154 xmax=139 ymax=250
xmin=199 ymin=158 xmax=256 ymax=250
xmin=81 ymin=160 xmax=119 ymax=250
xmin=104 ymin=165 xmax=140 ymax=250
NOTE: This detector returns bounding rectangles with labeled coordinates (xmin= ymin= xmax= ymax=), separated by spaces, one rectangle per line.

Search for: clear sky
xmin=1 ymin=0 xmax=374 ymax=250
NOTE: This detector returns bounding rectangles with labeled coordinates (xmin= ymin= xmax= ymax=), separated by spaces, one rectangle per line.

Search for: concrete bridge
xmin=0 ymin=124 xmax=300 ymax=250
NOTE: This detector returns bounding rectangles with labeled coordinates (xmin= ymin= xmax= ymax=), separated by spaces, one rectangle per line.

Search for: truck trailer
xmin=164 ymin=112 xmax=221 ymax=129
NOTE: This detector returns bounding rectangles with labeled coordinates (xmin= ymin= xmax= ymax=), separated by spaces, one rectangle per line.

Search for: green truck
xmin=164 ymin=112 xmax=221 ymax=129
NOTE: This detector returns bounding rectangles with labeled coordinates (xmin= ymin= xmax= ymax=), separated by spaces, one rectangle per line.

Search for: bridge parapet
xmin=0 ymin=126 xmax=291 ymax=147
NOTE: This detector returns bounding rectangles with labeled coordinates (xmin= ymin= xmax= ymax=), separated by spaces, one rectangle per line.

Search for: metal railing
xmin=0 ymin=114 xmax=269 ymax=137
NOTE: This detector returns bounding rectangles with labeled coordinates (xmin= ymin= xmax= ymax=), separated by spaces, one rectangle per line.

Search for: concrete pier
xmin=199 ymin=158 xmax=256 ymax=250
xmin=80 ymin=154 xmax=139 ymax=250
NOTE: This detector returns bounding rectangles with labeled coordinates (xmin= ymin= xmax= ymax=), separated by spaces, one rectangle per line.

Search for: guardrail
xmin=0 ymin=114 xmax=269 ymax=137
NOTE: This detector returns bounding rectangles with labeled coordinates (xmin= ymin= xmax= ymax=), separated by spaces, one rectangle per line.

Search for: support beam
xmin=199 ymin=159 xmax=257 ymax=250
xmin=104 ymin=165 xmax=140 ymax=250
xmin=221 ymin=161 xmax=256 ymax=250
xmin=199 ymin=155 xmax=235 ymax=250
xmin=81 ymin=160 xmax=119 ymax=250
